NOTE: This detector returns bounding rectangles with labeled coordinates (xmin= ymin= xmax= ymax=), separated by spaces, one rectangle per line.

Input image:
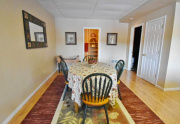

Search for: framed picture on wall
xmin=107 ymin=33 xmax=117 ymax=45
xmin=34 ymin=32 xmax=44 ymax=42
xmin=65 ymin=32 xmax=77 ymax=45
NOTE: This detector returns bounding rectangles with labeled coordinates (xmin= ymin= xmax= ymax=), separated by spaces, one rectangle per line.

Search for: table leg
xmin=107 ymin=103 xmax=113 ymax=111
xmin=74 ymin=102 xmax=79 ymax=113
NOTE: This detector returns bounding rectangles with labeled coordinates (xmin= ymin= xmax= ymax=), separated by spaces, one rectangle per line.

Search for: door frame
xmin=83 ymin=27 xmax=101 ymax=62
xmin=142 ymin=15 xmax=167 ymax=86
xmin=128 ymin=23 xmax=144 ymax=76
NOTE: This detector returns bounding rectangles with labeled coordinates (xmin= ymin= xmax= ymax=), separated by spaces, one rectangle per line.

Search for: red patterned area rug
xmin=119 ymin=81 xmax=164 ymax=124
xmin=21 ymin=75 xmax=164 ymax=124
xmin=22 ymin=75 xmax=65 ymax=124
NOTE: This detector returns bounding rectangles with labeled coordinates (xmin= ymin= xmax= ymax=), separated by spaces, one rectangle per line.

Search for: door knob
xmin=142 ymin=54 xmax=146 ymax=56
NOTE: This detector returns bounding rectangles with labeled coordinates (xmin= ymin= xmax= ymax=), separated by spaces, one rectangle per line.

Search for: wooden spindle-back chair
xmin=115 ymin=60 xmax=125 ymax=100
xmin=60 ymin=58 xmax=69 ymax=101
xmin=57 ymin=56 xmax=65 ymax=73
xmin=83 ymin=55 xmax=95 ymax=62
xmin=82 ymin=73 xmax=113 ymax=124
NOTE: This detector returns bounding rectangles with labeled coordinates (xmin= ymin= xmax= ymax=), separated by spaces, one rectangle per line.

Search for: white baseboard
xmin=156 ymin=84 xmax=180 ymax=91
xmin=164 ymin=87 xmax=180 ymax=91
xmin=155 ymin=84 xmax=164 ymax=91
xmin=2 ymin=69 xmax=57 ymax=124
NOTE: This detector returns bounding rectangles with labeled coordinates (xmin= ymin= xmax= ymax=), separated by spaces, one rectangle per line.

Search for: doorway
xmin=131 ymin=26 xmax=142 ymax=72
xmin=83 ymin=28 xmax=100 ymax=61
xmin=128 ymin=24 xmax=143 ymax=76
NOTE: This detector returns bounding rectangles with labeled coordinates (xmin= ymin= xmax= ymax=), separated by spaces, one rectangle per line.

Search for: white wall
xmin=126 ymin=3 xmax=175 ymax=88
xmin=0 ymin=0 xmax=56 ymax=122
xmin=165 ymin=2 xmax=180 ymax=88
xmin=55 ymin=18 xmax=128 ymax=65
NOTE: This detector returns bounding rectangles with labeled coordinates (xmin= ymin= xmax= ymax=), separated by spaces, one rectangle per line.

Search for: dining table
xmin=67 ymin=62 xmax=118 ymax=113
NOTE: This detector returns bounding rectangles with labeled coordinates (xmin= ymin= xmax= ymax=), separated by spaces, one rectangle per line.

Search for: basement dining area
xmin=1 ymin=0 xmax=180 ymax=124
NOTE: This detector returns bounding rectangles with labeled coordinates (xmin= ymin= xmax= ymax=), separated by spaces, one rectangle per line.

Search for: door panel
xmin=141 ymin=17 xmax=165 ymax=85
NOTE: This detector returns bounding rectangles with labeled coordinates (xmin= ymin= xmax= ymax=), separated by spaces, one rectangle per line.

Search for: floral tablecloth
xmin=68 ymin=62 xmax=118 ymax=107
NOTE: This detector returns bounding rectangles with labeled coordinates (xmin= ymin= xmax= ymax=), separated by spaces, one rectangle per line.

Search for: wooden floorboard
xmin=8 ymin=71 xmax=61 ymax=124
xmin=121 ymin=70 xmax=180 ymax=124
xmin=8 ymin=70 xmax=180 ymax=124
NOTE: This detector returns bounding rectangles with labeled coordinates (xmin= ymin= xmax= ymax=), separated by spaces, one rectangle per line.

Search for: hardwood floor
xmin=121 ymin=70 xmax=180 ymax=124
xmin=8 ymin=71 xmax=61 ymax=124
xmin=9 ymin=70 xmax=180 ymax=123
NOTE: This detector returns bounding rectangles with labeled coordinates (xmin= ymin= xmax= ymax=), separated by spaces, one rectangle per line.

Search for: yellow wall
xmin=126 ymin=3 xmax=175 ymax=88
xmin=84 ymin=29 xmax=99 ymax=44
xmin=0 ymin=0 xmax=56 ymax=122
xmin=84 ymin=29 xmax=99 ymax=56
xmin=165 ymin=2 xmax=180 ymax=88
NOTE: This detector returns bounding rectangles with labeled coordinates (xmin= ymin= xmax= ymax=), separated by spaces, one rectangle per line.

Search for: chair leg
xmin=58 ymin=63 xmax=61 ymax=73
xmin=82 ymin=103 xmax=85 ymax=109
xmin=117 ymin=84 xmax=122 ymax=100
xmin=104 ymin=105 xmax=109 ymax=124
xmin=63 ymin=84 xmax=68 ymax=101
xmin=82 ymin=104 xmax=87 ymax=124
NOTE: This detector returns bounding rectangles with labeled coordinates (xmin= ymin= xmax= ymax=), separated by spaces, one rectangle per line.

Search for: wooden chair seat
xmin=82 ymin=94 xmax=109 ymax=106
xmin=65 ymin=81 xmax=69 ymax=84
xmin=117 ymin=80 xmax=121 ymax=84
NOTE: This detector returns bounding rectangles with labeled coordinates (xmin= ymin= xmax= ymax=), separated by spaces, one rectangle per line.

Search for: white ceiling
xmin=120 ymin=0 xmax=178 ymax=22
xmin=36 ymin=0 xmax=149 ymax=20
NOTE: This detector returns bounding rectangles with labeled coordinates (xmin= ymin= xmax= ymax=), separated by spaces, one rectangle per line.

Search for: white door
xmin=141 ymin=17 xmax=166 ymax=85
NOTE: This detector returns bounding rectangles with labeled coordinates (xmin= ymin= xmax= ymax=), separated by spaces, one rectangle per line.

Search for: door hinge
xmin=142 ymin=54 xmax=146 ymax=56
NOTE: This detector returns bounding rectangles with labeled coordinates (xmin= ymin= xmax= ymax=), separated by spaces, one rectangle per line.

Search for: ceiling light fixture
xmin=129 ymin=17 xmax=134 ymax=20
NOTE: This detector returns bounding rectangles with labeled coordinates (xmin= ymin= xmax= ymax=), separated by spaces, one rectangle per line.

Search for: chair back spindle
xmin=90 ymin=78 xmax=93 ymax=101
xmin=98 ymin=77 xmax=102 ymax=102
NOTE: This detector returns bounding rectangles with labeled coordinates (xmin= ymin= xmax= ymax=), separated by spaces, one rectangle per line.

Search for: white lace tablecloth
xmin=68 ymin=62 xmax=118 ymax=107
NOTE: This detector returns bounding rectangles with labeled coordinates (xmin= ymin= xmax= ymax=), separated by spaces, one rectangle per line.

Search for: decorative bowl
xmin=88 ymin=59 xmax=98 ymax=65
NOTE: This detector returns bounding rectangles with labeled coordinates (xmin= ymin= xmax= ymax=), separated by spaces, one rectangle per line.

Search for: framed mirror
xmin=22 ymin=10 xmax=47 ymax=49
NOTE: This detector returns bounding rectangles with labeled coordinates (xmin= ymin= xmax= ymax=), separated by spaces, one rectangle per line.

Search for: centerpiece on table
xmin=88 ymin=58 xmax=98 ymax=67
